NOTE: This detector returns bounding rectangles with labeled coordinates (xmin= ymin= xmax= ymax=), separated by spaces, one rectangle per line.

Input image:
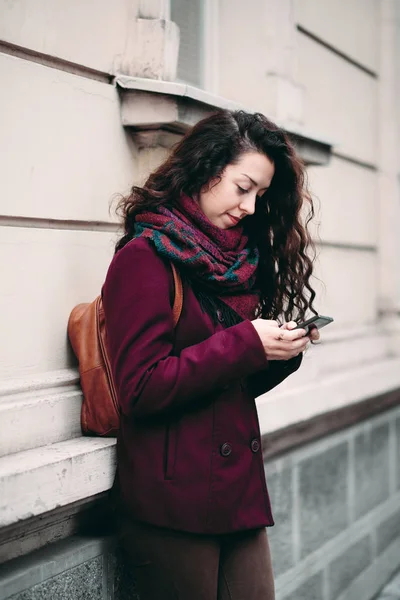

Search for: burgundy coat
xmin=102 ymin=238 xmax=301 ymax=534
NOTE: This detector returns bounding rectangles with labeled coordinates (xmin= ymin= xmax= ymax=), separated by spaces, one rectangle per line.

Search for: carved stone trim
xmin=262 ymin=387 xmax=400 ymax=461
xmin=116 ymin=76 xmax=333 ymax=165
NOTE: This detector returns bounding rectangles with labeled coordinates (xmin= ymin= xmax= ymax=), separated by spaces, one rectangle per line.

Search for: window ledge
xmin=115 ymin=75 xmax=333 ymax=166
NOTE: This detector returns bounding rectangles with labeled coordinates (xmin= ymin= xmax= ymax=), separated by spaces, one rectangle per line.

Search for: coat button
xmin=220 ymin=442 xmax=232 ymax=457
xmin=216 ymin=309 xmax=224 ymax=323
xmin=251 ymin=439 xmax=260 ymax=453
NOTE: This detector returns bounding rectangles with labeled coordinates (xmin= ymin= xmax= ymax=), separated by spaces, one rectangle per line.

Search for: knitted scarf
xmin=134 ymin=194 xmax=261 ymax=325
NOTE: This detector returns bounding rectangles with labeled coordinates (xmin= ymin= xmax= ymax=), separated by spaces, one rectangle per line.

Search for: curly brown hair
xmin=115 ymin=109 xmax=317 ymax=322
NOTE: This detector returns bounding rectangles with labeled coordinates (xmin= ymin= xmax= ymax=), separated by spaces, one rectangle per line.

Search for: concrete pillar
xmin=138 ymin=0 xmax=170 ymax=19
xmin=263 ymin=0 xmax=304 ymax=125
xmin=119 ymin=0 xmax=179 ymax=80
xmin=218 ymin=0 xmax=304 ymax=125
xmin=378 ymin=0 xmax=400 ymax=354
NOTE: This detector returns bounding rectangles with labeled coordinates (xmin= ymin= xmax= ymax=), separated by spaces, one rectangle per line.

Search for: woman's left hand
xmin=281 ymin=321 xmax=320 ymax=345
xmin=308 ymin=327 xmax=320 ymax=343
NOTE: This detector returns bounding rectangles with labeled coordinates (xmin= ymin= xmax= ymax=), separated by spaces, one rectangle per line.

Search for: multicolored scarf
xmin=134 ymin=194 xmax=260 ymax=324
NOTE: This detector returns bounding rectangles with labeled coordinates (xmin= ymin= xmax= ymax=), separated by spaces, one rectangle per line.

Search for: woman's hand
xmin=309 ymin=327 xmax=320 ymax=343
xmin=281 ymin=321 xmax=321 ymax=344
xmin=251 ymin=319 xmax=310 ymax=361
xmin=282 ymin=320 xmax=320 ymax=347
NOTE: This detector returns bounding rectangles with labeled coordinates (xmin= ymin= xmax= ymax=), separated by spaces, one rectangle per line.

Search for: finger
xmin=310 ymin=328 xmax=320 ymax=341
xmin=280 ymin=321 xmax=300 ymax=331
xmin=273 ymin=338 xmax=309 ymax=359
xmin=279 ymin=328 xmax=307 ymax=341
xmin=286 ymin=336 xmax=310 ymax=353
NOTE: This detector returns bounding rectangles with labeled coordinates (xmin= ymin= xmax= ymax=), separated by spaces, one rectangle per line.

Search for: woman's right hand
xmin=251 ymin=319 xmax=309 ymax=361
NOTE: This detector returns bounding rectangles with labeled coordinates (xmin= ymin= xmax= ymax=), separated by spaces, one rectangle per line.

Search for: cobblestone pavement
xmin=376 ymin=570 xmax=400 ymax=599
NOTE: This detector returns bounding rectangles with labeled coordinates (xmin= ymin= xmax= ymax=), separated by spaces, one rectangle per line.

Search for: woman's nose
xmin=239 ymin=194 xmax=256 ymax=216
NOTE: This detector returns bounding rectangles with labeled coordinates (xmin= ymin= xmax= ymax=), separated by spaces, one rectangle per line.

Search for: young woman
xmin=102 ymin=110 xmax=319 ymax=600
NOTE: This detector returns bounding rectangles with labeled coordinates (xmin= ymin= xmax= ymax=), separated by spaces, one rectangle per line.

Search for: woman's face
xmin=197 ymin=151 xmax=275 ymax=229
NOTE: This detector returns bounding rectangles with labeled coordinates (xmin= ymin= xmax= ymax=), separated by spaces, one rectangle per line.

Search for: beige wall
xmin=0 ymin=0 xmax=396 ymax=384
xmin=294 ymin=0 xmax=379 ymax=72
xmin=216 ymin=0 xmax=382 ymax=332
xmin=0 ymin=0 xmax=397 ymax=388
xmin=307 ymin=156 xmax=378 ymax=247
xmin=293 ymin=2 xmax=381 ymax=335
xmin=0 ymin=50 xmax=135 ymax=381
xmin=0 ymin=0 xmax=139 ymax=74
xmin=217 ymin=0 xmax=270 ymax=112
xmin=297 ymin=31 xmax=378 ymax=165
xmin=0 ymin=54 xmax=134 ymax=223
xmin=0 ymin=0 xmax=154 ymax=394
xmin=313 ymin=248 xmax=378 ymax=326
xmin=0 ymin=226 xmax=116 ymax=380
xmin=217 ymin=0 xmax=304 ymax=122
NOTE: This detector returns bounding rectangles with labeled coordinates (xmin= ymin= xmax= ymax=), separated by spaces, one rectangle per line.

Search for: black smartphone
xmin=294 ymin=315 xmax=334 ymax=334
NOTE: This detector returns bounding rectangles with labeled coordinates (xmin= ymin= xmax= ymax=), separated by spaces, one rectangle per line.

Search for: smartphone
xmin=294 ymin=314 xmax=334 ymax=334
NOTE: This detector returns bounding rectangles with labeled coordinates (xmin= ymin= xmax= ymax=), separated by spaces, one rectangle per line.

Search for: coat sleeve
xmin=247 ymin=354 xmax=303 ymax=399
xmin=102 ymin=239 xmax=268 ymax=419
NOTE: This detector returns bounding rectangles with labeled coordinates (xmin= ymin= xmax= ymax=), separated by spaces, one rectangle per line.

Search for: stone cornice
xmin=115 ymin=75 xmax=333 ymax=166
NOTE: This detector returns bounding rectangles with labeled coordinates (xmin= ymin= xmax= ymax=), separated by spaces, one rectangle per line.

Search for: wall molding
xmin=0 ymin=40 xmax=111 ymax=84
xmin=0 ymin=437 xmax=116 ymax=528
xmin=332 ymin=151 xmax=378 ymax=171
xmin=0 ymin=369 xmax=79 ymax=399
xmin=263 ymin=386 xmax=400 ymax=461
xmin=116 ymin=75 xmax=333 ymax=166
xmin=296 ymin=25 xmax=378 ymax=79
xmin=257 ymin=352 xmax=400 ymax=436
xmin=316 ymin=240 xmax=377 ymax=253
xmin=0 ymin=215 xmax=119 ymax=234
xmin=0 ymin=493 xmax=108 ymax=564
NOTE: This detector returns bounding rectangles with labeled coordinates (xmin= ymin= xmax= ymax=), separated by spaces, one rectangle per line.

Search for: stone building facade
xmin=0 ymin=1 xmax=399 ymax=599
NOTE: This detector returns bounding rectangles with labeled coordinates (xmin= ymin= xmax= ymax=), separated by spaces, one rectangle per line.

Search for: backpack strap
xmin=171 ymin=263 xmax=183 ymax=327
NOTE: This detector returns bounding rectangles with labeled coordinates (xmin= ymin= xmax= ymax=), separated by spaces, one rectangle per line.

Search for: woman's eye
xmin=237 ymin=186 xmax=249 ymax=194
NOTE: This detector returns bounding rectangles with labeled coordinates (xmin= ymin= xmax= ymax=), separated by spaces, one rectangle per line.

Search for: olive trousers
xmin=118 ymin=518 xmax=275 ymax=600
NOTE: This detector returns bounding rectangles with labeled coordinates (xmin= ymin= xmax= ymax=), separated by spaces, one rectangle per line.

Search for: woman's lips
xmin=227 ymin=214 xmax=240 ymax=225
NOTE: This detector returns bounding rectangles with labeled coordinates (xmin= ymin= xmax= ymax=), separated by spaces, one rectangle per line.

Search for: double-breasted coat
xmin=102 ymin=238 xmax=301 ymax=534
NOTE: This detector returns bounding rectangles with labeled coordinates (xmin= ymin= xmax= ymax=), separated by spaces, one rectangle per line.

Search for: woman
xmin=102 ymin=110 xmax=319 ymax=599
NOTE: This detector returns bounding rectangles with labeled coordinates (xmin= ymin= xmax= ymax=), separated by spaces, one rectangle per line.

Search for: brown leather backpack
xmin=67 ymin=263 xmax=183 ymax=436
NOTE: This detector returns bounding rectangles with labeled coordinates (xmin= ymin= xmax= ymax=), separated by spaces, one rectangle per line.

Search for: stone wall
xmin=267 ymin=405 xmax=400 ymax=600
xmin=2 ymin=403 xmax=400 ymax=600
